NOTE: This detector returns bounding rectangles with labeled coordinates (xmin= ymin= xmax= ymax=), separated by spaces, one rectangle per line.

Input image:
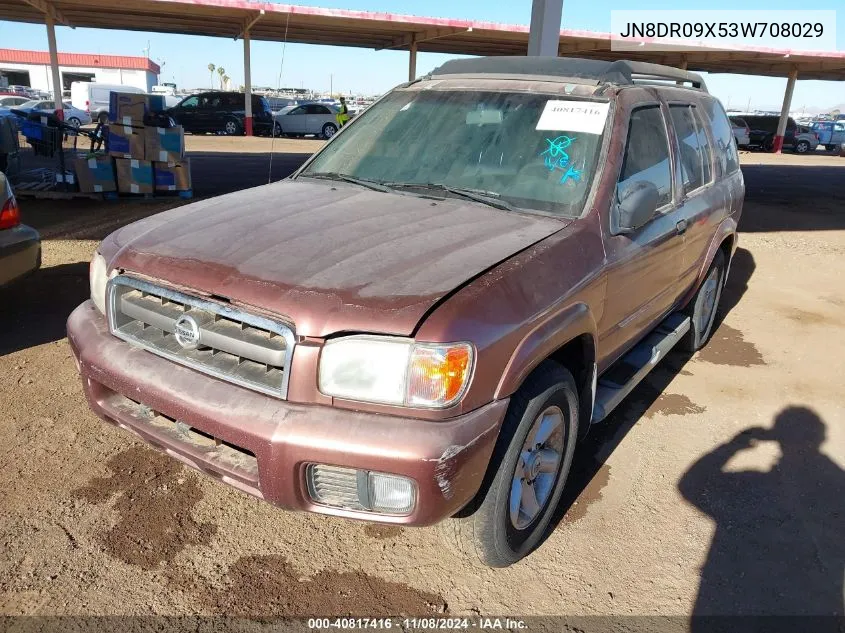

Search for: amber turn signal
xmin=407 ymin=343 xmax=474 ymax=408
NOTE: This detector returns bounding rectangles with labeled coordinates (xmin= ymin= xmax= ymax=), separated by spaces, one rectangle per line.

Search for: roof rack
xmin=429 ymin=57 xmax=708 ymax=93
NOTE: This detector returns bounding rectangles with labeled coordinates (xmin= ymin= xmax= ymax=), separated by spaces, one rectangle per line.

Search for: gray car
xmin=0 ymin=171 xmax=40 ymax=287
xmin=273 ymin=103 xmax=340 ymax=139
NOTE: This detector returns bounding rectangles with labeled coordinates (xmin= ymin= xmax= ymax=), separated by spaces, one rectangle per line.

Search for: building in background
xmin=0 ymin=48 xmax=159 ymax=95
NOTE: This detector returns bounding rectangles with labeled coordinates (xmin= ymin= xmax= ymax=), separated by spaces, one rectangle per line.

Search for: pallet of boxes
xmin=74 ymin=92 xmax=192 ymax=199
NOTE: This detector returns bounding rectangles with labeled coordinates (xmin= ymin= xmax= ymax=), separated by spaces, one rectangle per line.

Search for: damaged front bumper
xmin=67 ymin=300 xmax=508 ymax=526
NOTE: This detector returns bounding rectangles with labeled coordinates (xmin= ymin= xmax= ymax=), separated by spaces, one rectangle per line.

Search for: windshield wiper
xmin=302 ymin=172 xmax=392 ymax=193
xmin=384 ymin=182 xmax=517 ymax=212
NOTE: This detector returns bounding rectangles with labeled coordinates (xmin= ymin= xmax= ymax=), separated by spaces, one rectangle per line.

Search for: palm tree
xmin=217 ymin=66 xmax=226 ymax=90
xmin=207 ymin=63 xmax=215 ymax=89
xmin=222 ymin=75 xmax=230 ymax=91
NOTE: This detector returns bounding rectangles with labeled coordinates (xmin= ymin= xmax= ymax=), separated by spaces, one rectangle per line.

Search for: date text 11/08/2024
xmin=307 ymin=617 xmax=528 ymax=629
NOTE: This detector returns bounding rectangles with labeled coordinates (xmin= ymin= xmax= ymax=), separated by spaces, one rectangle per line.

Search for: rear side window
xmin=618 ymin=106 xmax=673 ymax=207
xmin=703 ymin=100 xmax=739 ymax=175
xmin=669 ymin=105 xmax=710 ymax=194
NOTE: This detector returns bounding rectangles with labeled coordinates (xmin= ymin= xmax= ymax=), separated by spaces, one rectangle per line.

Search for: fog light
xmin=368 ymin=472 xmax=416 ymax=514
xmin=307 ymin=464 xmax=416 ymax=515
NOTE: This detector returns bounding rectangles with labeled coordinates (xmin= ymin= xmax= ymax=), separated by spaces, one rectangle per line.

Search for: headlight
xmin=318 ymin=336 xmax=474 ymax=408
xmin=89 ymin=252 xmax=109 ymax=314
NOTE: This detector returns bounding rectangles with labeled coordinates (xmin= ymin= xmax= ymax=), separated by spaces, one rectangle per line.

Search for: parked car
xmin=808 ymin=120 xmax=845 ymax=151
xmin=14 ymin=100 xmax=92 ymax=127
xmin=166 ymin=91 xmax=274 ymax=135
xmin=7 ymin=85 xmax=35 ymax=97
xmin=70 ymin=81 xmax=146 ymax=117
xmin=67 ymin=57 xmax=743 ymax=568
xmin=273 ymin=102 xmax=340 ymax=138
xmin=743 ymin=114 xmax=818 ymax=153
xmin=266 ymin=96 xmax=300 ymax=112
xmin=729 ymin=116 xmax=750 ymax=147
xmin=0 ymin=171 xmax=40 ymax=287
xmin=0 ymin=95 xmax=30 ymax=108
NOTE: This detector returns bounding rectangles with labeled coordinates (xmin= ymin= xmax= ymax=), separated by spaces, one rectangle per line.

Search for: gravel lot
xmin=2 ymin=138 xmax=844 ymax=622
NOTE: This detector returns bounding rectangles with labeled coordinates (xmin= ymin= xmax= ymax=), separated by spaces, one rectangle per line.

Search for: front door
xmin=173 ymin=96 xmax=199 ymax=132
xmin=599 ymin=104 xmax=686 ymax=369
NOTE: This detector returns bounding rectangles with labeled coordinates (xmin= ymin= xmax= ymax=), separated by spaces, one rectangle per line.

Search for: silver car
xmin=273 ymin=103 xmax=340 ymax=139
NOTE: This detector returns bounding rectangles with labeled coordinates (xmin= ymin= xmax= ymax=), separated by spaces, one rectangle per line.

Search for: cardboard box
xmin=145 ymin=126 xmax=185 ymax=163
xmin=107 ymin=124 xmax=145 ymax=160
xmin=108 ymin=92 xmax=166 ymax=126
xmin=153 ymin=159 xmax=192 ymax=192
xmin=73 ymin=156 xmax=117 ymax=193
xmin=115 ymin=158 xmax=154 ymax=194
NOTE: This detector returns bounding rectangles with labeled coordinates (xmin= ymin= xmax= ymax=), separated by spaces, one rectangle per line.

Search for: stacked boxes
xmin=78 ymin=91 xmax=191 ymax=195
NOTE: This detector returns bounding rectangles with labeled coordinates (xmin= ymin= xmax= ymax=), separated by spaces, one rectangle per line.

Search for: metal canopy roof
xmin=1 ymin=0 xmax=844 ymax=80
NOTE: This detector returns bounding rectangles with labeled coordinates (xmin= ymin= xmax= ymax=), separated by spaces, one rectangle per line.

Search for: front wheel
xmin=437 ymin=361 xmax=579 ymax=567
xmin=825 ymin=144 xmax=836 ymax=152
xmin=273 ymin=121 xmax=283 ymax=137
xmin=322 ymin=123 xmax=338 ymax=139
xmin=681 ymin=249 xmax=726 ymax=353
xmin=67 ymin=117 xmax=81 ymax=128
xmin=795 ymin=140 xmax=811 ymax=154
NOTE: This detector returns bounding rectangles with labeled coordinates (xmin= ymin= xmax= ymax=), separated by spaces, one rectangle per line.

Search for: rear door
xmin=305 ymin=104 xmax=331 ymax=134
xmin=600 ymin=103 xmax=686 ymax=367
xmin=283 ymin=105 xmax=308 ymax=133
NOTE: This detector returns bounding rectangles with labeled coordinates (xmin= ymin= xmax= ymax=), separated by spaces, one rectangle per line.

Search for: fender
xmin=680 ymin=216 xmax=737 ymax=308
xmin=495 ymin=301 xmax=598 ymax=400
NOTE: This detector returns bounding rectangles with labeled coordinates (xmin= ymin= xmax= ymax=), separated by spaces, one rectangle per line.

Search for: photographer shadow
xmin=678 ymin=406 xmax=845 ymax=619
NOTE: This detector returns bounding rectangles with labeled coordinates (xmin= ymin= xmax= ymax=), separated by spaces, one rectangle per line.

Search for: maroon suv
xmin=68 ymin=57 xmax=743 ymax=567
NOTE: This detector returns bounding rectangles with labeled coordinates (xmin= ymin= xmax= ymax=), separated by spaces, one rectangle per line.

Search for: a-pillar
xmin=773 ymin=69 xmax=798 ymax=153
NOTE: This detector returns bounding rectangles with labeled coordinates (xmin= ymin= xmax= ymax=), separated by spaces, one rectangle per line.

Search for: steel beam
xmin=527 ymin=0 xmax=563 ymax=57
xmin=21 ymin=0 xmax=70 ymax=25
xmin=773 ymin=68 xmax=798 ymax=153
xmin=235 ymin=9 xmax=264 ymax=40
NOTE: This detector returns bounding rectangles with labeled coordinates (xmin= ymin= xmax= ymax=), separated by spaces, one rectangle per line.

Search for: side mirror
xmin=616 ymin=180 xmax=659 ymax=232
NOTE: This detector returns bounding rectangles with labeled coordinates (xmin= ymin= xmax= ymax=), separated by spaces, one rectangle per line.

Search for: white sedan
xmin=17 ymin=100 xmax=93 ymax=127
xmin=273 ymin=103 xmax=341 ymax=139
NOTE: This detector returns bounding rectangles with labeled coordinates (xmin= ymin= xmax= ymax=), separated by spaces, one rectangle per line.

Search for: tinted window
xmin=289 ymin=106 xmax=306 ymax=115
xmin=180 ymin=96 xmax=199 ymax=109
xmin=305 ymin=104 xmax=327 ymax=115
xmin=618 ymin=106 xmax=673 ymax=207
xmin=693 ymin=109 xmax=714 ymax=185
xmin=669 ymin=105 xmax=707 ymax=193
xmin=704 ymin=100 xmax=740 ymax=175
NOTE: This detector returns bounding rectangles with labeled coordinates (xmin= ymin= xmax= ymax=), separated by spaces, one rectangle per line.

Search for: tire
xmin=222 ymin=119 xmax=242 ymax=136
xmin=762 ymin=136 xmax=775 ymax=152
xmin=680 ymin=249 xmax=726 ymax=353
xmin=67 ymin=117 xmax=81 ymax=128
xmin=825 ymin=144 xmax=836 ymax=152
xmin=437 ymin=361 xmax=579 ymax=567
xmin=322 ymin=123 xmax=338 ymax=139
xmin=795 ymin=140 xmax=811 ymax=154
xmin=273 ymin=121 xmax=283 ymax=137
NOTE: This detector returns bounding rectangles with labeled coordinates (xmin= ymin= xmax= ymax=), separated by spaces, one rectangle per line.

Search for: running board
xmin=591 ymin=313 xmax=690 ymax=423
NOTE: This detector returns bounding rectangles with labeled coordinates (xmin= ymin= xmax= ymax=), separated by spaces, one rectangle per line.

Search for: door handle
xmin=676 ymin=219 xmax=688 ymax=235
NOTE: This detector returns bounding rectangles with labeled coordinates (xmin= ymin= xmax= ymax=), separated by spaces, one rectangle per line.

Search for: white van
xmin=70 ymin=82 xmax=146 ymax=117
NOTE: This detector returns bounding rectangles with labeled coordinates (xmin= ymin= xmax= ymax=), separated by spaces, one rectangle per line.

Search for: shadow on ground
xmin=0 ymin=262 xmax=88 ymax=355
xmin=740 ymin=164 xmax=845 ymax=232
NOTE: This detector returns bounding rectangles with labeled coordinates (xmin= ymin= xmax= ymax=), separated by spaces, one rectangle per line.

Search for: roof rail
xmin=429 ymin=56 xmax=708 ymax=93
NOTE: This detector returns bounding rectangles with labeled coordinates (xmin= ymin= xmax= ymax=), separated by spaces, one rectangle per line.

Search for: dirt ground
xmin=1 ymin=140 xmax=844 ymax=623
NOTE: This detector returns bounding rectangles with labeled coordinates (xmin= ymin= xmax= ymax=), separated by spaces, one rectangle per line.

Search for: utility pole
xmin=330 ymin=73 xmax=333 ymax=97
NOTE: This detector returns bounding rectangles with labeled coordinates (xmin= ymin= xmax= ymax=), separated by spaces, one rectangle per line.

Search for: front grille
xmin=107 ymin=275 xmax=295 ymax=398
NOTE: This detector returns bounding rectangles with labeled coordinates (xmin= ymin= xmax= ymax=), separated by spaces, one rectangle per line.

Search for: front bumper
xmin=67 ymin=301 xmax=508 ymax=525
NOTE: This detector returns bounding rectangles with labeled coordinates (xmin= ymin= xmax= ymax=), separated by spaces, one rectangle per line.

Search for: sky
xmin=0 ymin=0 xmax=843 ymax=112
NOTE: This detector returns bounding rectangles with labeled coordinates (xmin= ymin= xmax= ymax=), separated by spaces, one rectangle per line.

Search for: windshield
xmin=300 ymin=88 xmax=608 ymax=217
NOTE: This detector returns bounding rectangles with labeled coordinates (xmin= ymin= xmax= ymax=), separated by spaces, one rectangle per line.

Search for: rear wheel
xmin=222 ymin=118 xmax=242 ymax=136
xmin=437 ymin=361 xmax=579 ymax=567
xmin=322 ymin=123 xmax=338 ymax=139
xmin=681 ymin=249 xmax=726 ymax=353
xmin=825 ymin=144 xmax=836 ymax=152
xmin=795 ymin=139 xmax=811 ymax=154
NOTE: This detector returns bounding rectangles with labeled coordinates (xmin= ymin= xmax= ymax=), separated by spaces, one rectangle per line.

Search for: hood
xmin=110 ymin=180 xmax=566 ymax=337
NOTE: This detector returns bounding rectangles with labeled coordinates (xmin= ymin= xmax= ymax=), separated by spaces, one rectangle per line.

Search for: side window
xmin=290 ymin=106 xmax=306 ymax=116
xmin=693 ymin=109 xmax=714 ymax=185
xmin=305 ymin=104 xmax=322 ymax=115
xmin=180 ymin=96 xmax=198 ymax=109
xmin=704 ymin=100 xmax=740 ymax=175
xmin=669 ymin=105 xmax=705 ymax=194
xmin=618 ymin=106 xmax=673 ymax=208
